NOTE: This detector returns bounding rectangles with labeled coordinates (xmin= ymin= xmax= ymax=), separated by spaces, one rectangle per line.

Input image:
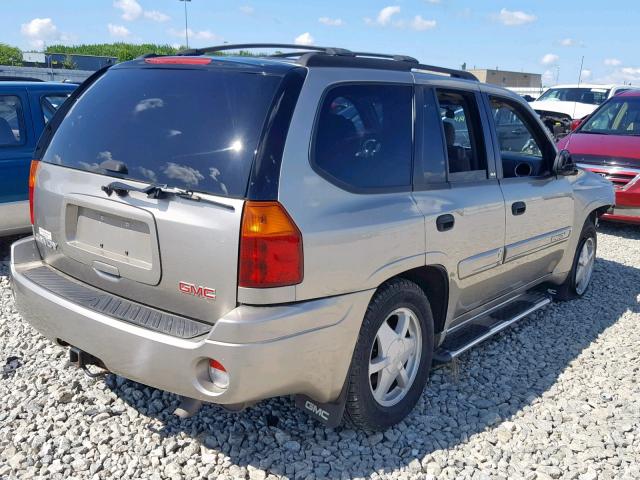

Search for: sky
xmin=1 ymin=0 xmax=639 ymax=86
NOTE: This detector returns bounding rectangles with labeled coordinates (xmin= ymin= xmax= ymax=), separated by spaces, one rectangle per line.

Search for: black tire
xmin=555 ymin=219 xmax=597 ymax=301
xmin=344 ymin=278 xmax=434 ymax=431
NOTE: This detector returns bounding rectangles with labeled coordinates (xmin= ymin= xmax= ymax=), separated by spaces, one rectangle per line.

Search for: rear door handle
xmin=436 ymin=214 xmax=455 ymax=232
xmin=512 ymin=201 xmax=526 ymax=216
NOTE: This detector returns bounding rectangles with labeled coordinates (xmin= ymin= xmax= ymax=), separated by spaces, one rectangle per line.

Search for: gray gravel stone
xmin=1 ymin=225 xmax=639 ymax=479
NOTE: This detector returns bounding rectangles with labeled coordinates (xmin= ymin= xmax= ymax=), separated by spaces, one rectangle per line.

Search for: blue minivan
xmin=0 ymin=80 xmax=76 ymax=235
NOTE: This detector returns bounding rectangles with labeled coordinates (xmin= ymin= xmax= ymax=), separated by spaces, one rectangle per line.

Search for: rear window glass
xmin=313 ymin=83 xmax=413 ymax=191
xmin=537 ymin=87 xmax=610 ymax=105
xmin=41 ymin=93 xmax=71 ymax=124
xmin=0 ymin=95 xmax=25 ymax=146
xmin=42 ymin=67 xmax=283 ymax=197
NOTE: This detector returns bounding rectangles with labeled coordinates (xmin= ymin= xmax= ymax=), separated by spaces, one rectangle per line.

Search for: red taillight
xmin=144 ymin=57 xmax=212 ymax=65
xmin=239 ymin=201 xmax=303 ymax=288
xmin=28 ymin=160 xmax=40 ymax=225
xmin=570 ymin=118 xmax=583 ymax=131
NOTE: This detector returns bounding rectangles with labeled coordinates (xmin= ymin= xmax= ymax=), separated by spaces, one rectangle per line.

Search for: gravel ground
xmin=1 ymin=224 xmax=639 ymax=480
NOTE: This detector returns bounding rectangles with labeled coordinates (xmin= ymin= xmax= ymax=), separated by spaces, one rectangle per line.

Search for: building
xmin=467 ymin=68 xmax=542 ymax=88
xmin=467 ymin=68 xmax=544 ymax=99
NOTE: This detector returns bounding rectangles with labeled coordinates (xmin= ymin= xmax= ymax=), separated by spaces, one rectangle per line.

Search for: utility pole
xmin=576 ymin=56 xmax=585 ymax=86
xmin=179 ymin=0 xmax=191 ymax=48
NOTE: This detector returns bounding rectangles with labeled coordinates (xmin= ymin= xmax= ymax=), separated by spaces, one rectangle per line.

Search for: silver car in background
xmin=11 ymin=44 xmax=614 ymax=430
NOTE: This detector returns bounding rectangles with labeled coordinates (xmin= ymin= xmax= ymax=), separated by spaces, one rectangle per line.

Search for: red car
xmin=558 ymin=90 xmax=640 ymax=224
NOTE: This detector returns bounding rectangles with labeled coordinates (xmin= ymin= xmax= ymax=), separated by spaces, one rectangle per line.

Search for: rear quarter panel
xmin=276 ymin=68 xmax=426 ymax=302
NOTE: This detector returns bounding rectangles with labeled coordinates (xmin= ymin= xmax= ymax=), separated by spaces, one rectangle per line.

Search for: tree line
xmin=0 ymin=42 xmax=184 ymax=66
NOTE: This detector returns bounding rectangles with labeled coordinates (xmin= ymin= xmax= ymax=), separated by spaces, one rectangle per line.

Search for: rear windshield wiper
xmin=101 ymin=181 xmax=234 ymax=211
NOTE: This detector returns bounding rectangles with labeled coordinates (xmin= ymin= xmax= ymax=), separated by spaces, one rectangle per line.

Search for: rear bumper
xmin=11 ymin=237 xmax=372 ymax=405
xmin=0 ymin=200 xmax=30 ymax=236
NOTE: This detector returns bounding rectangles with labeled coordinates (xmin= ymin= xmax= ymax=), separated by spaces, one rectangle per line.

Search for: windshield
xmin=42 ymin=67 xmax=283 ymax=197
xmin=579 ymin=97 xmax=640 ymax=135
xmin=537 ymin=87 xmax=610 ymax=105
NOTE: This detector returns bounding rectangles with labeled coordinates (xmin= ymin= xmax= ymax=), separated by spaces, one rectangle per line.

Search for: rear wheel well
xmin=592 ymin=206 xmax=610 ymax=223
xmin=397 ymin=266 xmax=448 ymax=335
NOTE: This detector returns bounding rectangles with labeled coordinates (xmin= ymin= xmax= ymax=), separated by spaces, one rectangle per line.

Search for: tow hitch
xmin=68 ymin=346 xmax=108 ymax=378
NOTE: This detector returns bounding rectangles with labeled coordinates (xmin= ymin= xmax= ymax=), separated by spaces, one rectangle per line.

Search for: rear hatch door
xmin=34 ymin=59 xmax=289 ymax=323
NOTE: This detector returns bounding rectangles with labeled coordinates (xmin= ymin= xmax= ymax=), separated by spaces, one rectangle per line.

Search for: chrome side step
xmin=433 ymin=291 xmax=551 ymax=365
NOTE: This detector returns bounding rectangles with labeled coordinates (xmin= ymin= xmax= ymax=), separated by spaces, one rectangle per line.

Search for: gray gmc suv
xmin=11 ymin=44 xmax=614 ymax=430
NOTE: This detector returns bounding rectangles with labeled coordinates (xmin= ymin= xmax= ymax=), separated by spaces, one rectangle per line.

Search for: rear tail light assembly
xmin=238 ymin=201 xmax=303 ymax=288
xmin=28 ymin=160 xmax=40 ymax=224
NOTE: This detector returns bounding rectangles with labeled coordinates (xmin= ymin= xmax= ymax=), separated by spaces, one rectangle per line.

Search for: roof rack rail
xmin=412 ymin=64 xmax=477 ymax=81
xmin=172 ymin=43 xmax=477 ymax=81
xmin=176 ymin=43 xmax=354 ymax=57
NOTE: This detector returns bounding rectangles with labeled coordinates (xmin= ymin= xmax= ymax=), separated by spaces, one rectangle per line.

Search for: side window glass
xmin=436 ymin=90 xmax=487 ymax=177
xmin=0 ymin=95 xmax=25 ymax=146
xmin=41 ymin=94 xmax=70 ymax=124
xmin=313 ymin=84 xmax=413 ymax=190
xmin=489 ymin=96 xmax=553 ymax=178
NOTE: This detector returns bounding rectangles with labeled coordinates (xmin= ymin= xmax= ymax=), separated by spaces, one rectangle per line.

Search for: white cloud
xmin=114 ymin=0 xmax=142 ymax=21
xmin=365 ymin=7 xmax=434 ymax=30
xmin=107 ymin=23 xmax=130 ymax=38
xmin=425 ymin=0 xmax=441 ymax=3
xmin=20 ymin=18 xmax=62 ymax=49
xmin=597 ymin=66 xmax=640 ymax=84
xmin=168 ymin=28 xmax=223 ymax=42
xmin=114 ymin=0 xmax=170 ymax=23
xmin=495 ymin=8 xmax=537 ymax=26
xmin=134 ymin=98 xmax=164 ymax=114
xmin=377 ymin=6 xmax=401 ymax=25
xmin=559 ymin=38 xmax=575 ymax=47
xmin=319 ymin=16 xmax=344 ymax=27
xmin=581 ymin=69 xmax=592 ymax=80
xmin=143 ymin=10 xmax=170 ymax=22
xmin=541 ymin=53 xmax=559 ymax=65
xmin=164 ymin=163 xmax=204 ymax=185
xmin=604 ymin=58 xmax=622 ymax=67
xmin=239 ymin=5 xmax=255 ymax=15
xmin=294 ymin=32 xmax=314 ymax=46
xmin=410 ymin=15 xmax=436 ymax=31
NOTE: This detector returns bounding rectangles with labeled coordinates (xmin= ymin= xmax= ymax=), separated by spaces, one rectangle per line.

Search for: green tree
xmin=0 ymin=43 xmax=23 ymax=66
xmin=61 ymin=55 xmax=76 ymax=70
xmin=45 ymin=43 xmax=182 ymax=62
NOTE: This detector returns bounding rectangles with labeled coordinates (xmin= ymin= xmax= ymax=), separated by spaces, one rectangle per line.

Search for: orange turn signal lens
xmin=28 ymin=160 xmax=40 ymax=225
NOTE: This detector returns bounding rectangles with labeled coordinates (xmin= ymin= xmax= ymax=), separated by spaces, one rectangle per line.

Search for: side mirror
xmin=554 ymin=149 xmax=578 ymax=176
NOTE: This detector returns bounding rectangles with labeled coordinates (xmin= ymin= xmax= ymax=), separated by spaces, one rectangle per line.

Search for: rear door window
xmin=42 ymin=68 xmax=284 ymax=197
xmin=436 ymin=89 xmax=487 ymax=180
xmin=41 ymin=93 xmax=71 ymax=124
xmin=0 ymin=95 xmax=25 ymax=146
xmin=313 ymin=83 xmax=413 ymax=192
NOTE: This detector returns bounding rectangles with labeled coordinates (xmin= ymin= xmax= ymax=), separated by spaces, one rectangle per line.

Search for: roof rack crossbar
xmin=352 ymin=52 xmax=419 ymax=63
